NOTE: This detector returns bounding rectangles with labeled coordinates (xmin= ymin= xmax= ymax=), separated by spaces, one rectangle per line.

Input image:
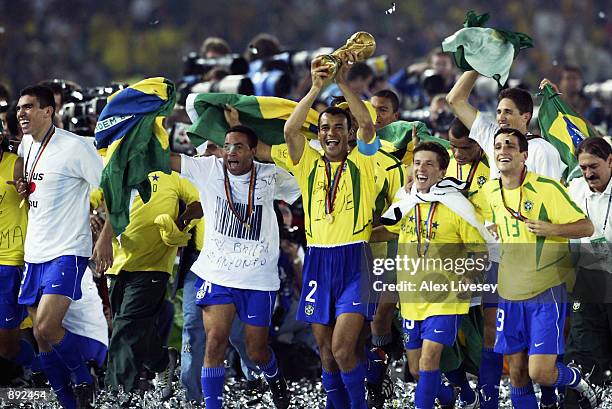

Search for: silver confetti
xmin=385 ymin=2 xmax=396 ymax=15
xmin=598 ymin=11 xmax=606 ymax=18
xmin=4 ymin=363 xmax=612 ymax=408
xmin=552 ymin=59 xmax=559 ymax=66
xmin=249 ymin=45 xmax=259 ymax=55
xmin=396 ymin=36 xmax=403 ymax=42
xmin=149 ymin=19 xmax=160 ymax=25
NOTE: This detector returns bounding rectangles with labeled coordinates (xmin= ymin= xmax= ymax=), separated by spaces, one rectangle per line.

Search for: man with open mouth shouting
xmin=283 ymin=53 xmax=382 ymax=409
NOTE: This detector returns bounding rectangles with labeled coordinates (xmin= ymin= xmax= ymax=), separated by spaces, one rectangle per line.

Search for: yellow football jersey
xmin=445 ymin=153 xmax=490 ymax=197
xmin=288 ymin=137 xmax=379 ymax=246
xmin=102 ymin=171 xmax=200 ymax=275
xmin=371 ymin=149 xmax=406 ymax=260
xmin=386 ymin=202 xmax=486 ymax=320
xmin=471 ymin=172 xmax=586 ymax=300
xmin=271 ymin=144 xmax=291 ymax=171
xmin=0 ymin=152 xmax=27 ymax=265
xmin=193 ymin=218 xmax=205 ymax=252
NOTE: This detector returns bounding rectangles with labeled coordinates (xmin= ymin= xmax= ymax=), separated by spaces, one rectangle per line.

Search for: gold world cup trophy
xmin=317 ymin=32 xmax=376 ymax=78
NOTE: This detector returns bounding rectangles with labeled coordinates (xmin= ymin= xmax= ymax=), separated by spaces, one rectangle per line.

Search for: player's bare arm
xmin=524 ymin=218 xmax=594 ymax=238
xmin=446 ymin=70 xmax=479 ymax=129
xmin=284 ymin=56 xmax=330 ymax=165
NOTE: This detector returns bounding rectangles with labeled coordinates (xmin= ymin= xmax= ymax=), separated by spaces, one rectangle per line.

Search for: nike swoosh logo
xmin=433 ymin=329 xmax=444 ymax=333
xmin=247 ymin=315 xmax=256 ymax=318
xmin=152 ymin=280 xmax=161 ymax=283
xmin=51 ymin=284 xmax=61 ymax=288
xmin=352 ymin=302 xmax=361 ymax=306
xmin=534 ymin=342 xmax=544 ymax=347
xmin=5 ymin=317 xmax=15 ymax=322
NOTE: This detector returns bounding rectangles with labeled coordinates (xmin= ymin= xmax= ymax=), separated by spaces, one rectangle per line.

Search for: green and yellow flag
xmin=186 ymin=93 xmax=319 ymax=148
xmin=95 ymin=77 xmax=175 ymax=235
xmin=538 ymin=84 xmax=596 ymax=180
xmin=377 ymin=120 xmax=448 ymax=165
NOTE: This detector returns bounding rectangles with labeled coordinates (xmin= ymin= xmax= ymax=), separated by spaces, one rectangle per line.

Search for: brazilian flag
xmin=377 ymin=120 xmax=449 ymax=165
xmin=538 ymin=84 xmax=596 ymax=180
xmin=95 ymin=77 xmax=176 ymax=235
xmin=186 ymin=93 xmax=319 ymax=148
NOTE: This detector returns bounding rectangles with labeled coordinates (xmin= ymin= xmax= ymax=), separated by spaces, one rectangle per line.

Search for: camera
xmin=61 ymin=84 xmax=127 ymax=136
xmin=182 ymin=52 xmax=249 ymax=78
xmin=191 ymin=75 xmax=255 ymax=96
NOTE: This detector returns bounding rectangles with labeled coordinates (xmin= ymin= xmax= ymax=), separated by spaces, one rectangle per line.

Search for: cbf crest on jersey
xmin=476 ymin=175 xmax=487 ymax=188
xmin=304 ymin=304 xmax=315 ymax=316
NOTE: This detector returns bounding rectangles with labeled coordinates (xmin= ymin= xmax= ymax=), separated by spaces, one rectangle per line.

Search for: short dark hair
xmin=373 ymin=89 xmax=399 ymax=113
xmin=318 ymin=106 xmax=352 ymax=131
xmin=576 ymin=137 xmax=612 ymax=161
xmin=19 ymin=85 xmax=56 ymax=112
xmin=200 ymin=37 xmax=231 ymax=57
xmin=413 ymin=141 xmax=450 ymax=170
xmin=346 ymin=62 xmax=374 ymax=82
xmin=245 ymin=33 xmax=281 ymax=62
xmin=0 ymin=83 xmax=10 ymax=101
xmin=498 ymin=88 xmax=533 ymax=124
xmin=225 ymin=125 xmax=258 ymax=148
xmin=448 ymin=118 xmax=470 ymax=139
xmin=494 ymin=127 xmax=528 ymax=152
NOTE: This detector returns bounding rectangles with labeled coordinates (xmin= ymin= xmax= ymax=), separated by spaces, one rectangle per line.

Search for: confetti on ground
xmin=1 ymin=362 xmax=610 ymax=408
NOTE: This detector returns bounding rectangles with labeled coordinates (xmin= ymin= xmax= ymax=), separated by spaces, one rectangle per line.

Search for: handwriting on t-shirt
xmin=0 ymin=226 xmax=24 ymax=249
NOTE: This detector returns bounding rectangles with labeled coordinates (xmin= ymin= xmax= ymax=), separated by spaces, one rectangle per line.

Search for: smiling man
xmin=284 ymin=54 xmax=381 ymax=409
xmin=447 ymin=71 xmax=566 ymax=181
xmin=372 ymin=141 xmax=487 ymax=409
xmin=471 ymin=128 xmax=599 ymax=409
xmin=13 ymin=85 xmax=103 ymax=408
xmin=170 ymin=125 xmax=300 ymax=409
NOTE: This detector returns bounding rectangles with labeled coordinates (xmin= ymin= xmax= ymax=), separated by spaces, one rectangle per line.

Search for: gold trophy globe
xmin=317 ymin=32 xmax=376 ymax=77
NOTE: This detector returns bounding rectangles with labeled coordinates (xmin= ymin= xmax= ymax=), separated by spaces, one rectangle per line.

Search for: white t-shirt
xmin=181 ymin=155 xmax=301 ymax=291
xmin=569 ymin=176 xmax=612 ymax=272
xmin=63 ymin=266 xmax=109 ymax=347
xmin=470 ymin=111 xmax=567 ymax=181
xmin=18 ymin=128 xmax=102 ymax=263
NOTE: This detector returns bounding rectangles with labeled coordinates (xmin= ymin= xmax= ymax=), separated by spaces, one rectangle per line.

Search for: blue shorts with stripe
xmin=495 ymin=283 xmax=568 ymax=356
xmin=296 ymin=242 xmax=377 ymax=325
xmin=18 ymin=256 xmax=89 ymax=307
xmin=402 ymin=315 xmax=460 ymax=350
xmin=194 ymin=277 xmax=275 ymax=327
xmin=0 ymin=265 xmax=27 ymax=329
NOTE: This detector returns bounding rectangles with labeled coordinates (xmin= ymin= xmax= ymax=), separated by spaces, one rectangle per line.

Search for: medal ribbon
xmin=415 ymin=202 xmax=438 ymax=257
xmin=458 ymin=151 xmax=484 ymax=188
xmin=323 ymin=158 xmax=346 ymax=216
xmin=499 ymin=167 xmax=528 ymax=222
xmin=223 ymin=163 xmax=257 ymax=228
xmin=24 ymin=125 xmax=55 ymax=186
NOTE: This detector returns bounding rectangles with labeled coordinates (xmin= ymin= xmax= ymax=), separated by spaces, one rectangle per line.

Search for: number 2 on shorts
xmin=305 ymin=280 xmax=317 ymax=302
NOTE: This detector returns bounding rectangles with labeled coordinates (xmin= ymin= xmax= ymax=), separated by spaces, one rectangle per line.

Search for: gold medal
xmin=326 ymin=214 xmax=334 ymax=224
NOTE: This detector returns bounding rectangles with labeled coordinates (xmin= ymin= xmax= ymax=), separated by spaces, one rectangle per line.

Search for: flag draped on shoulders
xmin=95 ymin=77 xmax=176 ymax=235
xmin=186 ymin=93 xmax=319 ymax=149
xmin=377 ymin=120 xmax=448 ymax=165
xmin=442 ymin=11 xmax=533 ymax=86
xmin=538 ymin=84 xmax=596 ymax=180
